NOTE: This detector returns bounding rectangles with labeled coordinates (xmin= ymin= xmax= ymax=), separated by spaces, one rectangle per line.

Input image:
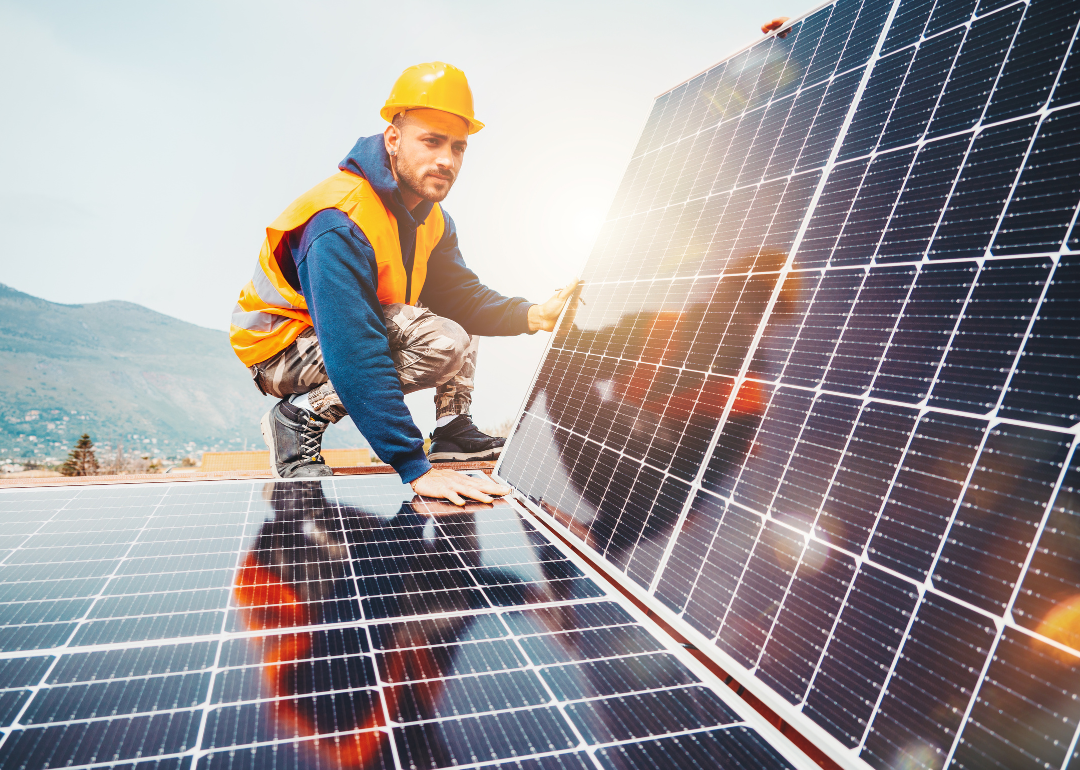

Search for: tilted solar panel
xmin=499 ymin=0 xmax=1080 ymax=767
xmin=0 ymin=477 xmax=811 ymax=770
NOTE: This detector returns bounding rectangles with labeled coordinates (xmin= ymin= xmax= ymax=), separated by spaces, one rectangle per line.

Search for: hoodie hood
xmin=338 ymin=134 xmax=433 ymax=227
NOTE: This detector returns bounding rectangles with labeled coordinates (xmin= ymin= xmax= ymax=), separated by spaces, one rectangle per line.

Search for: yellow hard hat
xmin=380 ymin=62 xmax=485 ymax=134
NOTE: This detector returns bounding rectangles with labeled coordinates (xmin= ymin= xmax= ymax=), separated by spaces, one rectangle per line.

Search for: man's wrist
xmin=400 ymin=452 xmax=433 ymax=486
xmin=527 ymin=304 xmax=541 ymax=333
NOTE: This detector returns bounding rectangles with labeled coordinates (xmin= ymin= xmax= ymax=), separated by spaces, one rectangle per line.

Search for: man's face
xmin=384 ymin=109 xmax=469 ymax=204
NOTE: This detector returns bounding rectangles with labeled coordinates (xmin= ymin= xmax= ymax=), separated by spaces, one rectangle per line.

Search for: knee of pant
xmin=433 ymin=320 xmax=471 ymax=381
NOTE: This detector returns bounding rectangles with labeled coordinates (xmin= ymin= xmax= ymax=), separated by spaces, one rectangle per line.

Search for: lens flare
xmin=1034 ymin=593 xmax=1080 ymax=657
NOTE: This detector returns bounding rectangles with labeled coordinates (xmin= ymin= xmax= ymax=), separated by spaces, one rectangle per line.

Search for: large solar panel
xmin=499 ymin=0 xmax=1080 ymax=767
xmin=0 ymin=477 xmax=812 ymax=770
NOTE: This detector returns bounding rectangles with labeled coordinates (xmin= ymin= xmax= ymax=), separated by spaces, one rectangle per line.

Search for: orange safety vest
xmin=229 ymin=170 xmax=446 ymax=367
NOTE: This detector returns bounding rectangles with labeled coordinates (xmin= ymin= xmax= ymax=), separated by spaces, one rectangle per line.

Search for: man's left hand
xmin=528 ymin=279 xmax=580 ymax=333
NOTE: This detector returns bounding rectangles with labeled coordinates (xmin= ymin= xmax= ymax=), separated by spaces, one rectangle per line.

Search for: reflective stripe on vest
xmin=230 ymin=170 xmax=445 ymax=367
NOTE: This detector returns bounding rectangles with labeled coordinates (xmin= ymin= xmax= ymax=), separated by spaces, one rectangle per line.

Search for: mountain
xmin=0 ymin=284 xmax=363 ymax=461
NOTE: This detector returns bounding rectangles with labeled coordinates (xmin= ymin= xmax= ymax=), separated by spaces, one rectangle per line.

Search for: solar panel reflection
xmin=500 ymin=0 xmax=1080 ymax=766
xmin=0 ymin=477 xmax=795 ymax=770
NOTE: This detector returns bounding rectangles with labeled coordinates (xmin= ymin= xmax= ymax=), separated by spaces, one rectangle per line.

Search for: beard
xmin=394 ymin=156 xmax=456 ymax=203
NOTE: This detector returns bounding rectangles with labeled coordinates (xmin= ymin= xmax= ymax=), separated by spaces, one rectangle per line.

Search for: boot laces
xmin=299 ymin=414 xmax=328 ymax=464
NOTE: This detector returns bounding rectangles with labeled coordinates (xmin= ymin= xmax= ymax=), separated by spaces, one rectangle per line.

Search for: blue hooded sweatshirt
xmin=277 ymin=134 xmax=534 ymax=483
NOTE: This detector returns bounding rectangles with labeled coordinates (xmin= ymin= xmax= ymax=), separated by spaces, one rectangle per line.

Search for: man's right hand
xmin=410 ymin=468 xmax=511 ymax=506
xmin=528 ymin=279 xmax=581 ymax=333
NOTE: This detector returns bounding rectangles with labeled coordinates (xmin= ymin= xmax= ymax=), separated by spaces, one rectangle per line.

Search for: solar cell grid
xmin=0 ymin=477 xmax=800 ymax=770
xmin=501 ymin=0 xmax=1080 ymax=765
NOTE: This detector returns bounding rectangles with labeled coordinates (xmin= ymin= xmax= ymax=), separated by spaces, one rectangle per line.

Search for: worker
xmin=230 ymin=62 xmax=576 ymax=504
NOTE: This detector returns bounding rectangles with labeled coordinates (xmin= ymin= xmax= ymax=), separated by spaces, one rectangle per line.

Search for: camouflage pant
xmin=250 ymin=304 xmax=478 ymax=422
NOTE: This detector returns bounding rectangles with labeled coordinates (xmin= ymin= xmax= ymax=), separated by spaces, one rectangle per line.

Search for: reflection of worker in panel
xmin=232 ymin=481 xmax=380 ymax=767
xmin=535 ymin=250 xmax=801 ymax=560
xmin=229 ymin=62 xmax=576 ymax=502
xmin=233 ymin=480 xmax=607 ymax=768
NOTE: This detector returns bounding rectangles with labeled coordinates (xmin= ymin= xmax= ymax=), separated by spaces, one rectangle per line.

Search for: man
xmin=230 ymin=62 xmax=575 ymax=504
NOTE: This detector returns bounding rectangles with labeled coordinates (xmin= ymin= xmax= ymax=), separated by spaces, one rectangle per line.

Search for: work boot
xmin=428 ymin=415 xmax=506 ymax=462
xmin=261 ymin=399 xmax=333 ymax=478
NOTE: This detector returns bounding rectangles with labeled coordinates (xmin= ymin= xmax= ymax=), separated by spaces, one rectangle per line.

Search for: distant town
xmin=1 ymin=406 xmax=258 ymax=475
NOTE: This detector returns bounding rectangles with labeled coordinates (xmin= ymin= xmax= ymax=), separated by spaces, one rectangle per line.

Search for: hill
xmin=0 ymin=284 xmax=363 ymax=462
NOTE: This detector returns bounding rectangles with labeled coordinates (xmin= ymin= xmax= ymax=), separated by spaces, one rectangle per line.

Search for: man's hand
xmin=528 ymin=279 xmax=580 ymax=333
xmin=410 ymin=468 xmax=511 ymax=506
xmin=762 ymin=17 xmax=791 ymax=37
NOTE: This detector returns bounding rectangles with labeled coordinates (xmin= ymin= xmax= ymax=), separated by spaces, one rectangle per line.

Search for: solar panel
xmin=499 ymin=0 xmax=1080 ymax=767
xmin=0 ymin=477 xmax=808 ymax=769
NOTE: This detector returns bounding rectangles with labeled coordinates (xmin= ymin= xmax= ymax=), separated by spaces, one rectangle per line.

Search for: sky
xmin=0 ymin=0 xmax=813 ymax=438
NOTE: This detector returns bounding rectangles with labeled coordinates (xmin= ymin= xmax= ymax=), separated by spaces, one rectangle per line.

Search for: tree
xmin=60 ymin=434 xmax=99 ymax=477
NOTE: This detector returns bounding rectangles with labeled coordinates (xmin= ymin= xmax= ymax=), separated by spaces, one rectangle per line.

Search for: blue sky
xmin=0 ymin=0 xmax=811 ymax=435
